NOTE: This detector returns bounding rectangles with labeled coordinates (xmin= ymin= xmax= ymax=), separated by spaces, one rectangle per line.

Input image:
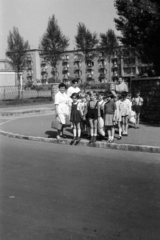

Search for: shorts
xmin=133 ymin=105 xmax=141 ymax=114
xmin=88 ymin=109 xmax=98 ymax=120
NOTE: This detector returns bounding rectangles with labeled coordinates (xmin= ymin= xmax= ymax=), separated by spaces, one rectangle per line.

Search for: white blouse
xmin=55 ymin=91 xmax=71 ymax=115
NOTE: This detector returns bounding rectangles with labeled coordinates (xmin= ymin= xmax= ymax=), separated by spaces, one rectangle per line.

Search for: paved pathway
xmin=0 ymin=104 xmax=160 ymax=153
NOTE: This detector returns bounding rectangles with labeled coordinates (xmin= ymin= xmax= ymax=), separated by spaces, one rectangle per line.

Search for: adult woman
xmin=111 ymin=77 xmax=128 ymax=99
xmin=67 ymin=79 xmax=81 ymax=98
xmin=54 ymin=83 xmax=71 ymax=139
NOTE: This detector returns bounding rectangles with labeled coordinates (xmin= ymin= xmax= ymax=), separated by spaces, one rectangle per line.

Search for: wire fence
xmin=0 ymin=85 xmax=51 ymax=101
xmin=0 ymin=84 xmax=111 ymax=101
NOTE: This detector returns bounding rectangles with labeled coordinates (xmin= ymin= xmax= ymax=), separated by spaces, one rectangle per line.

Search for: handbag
xmin=51 ymin=120 xmax=61 ymax=129
xmin=98 ymin=117 xmax=105 ymax=136
xmin=128 ymin=110 xmax=136 ymax=124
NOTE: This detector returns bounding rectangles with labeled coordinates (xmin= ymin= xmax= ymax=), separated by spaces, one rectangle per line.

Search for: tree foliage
xmin=6 ymin=27 xmax=30 ymax=73
xmin=75 ymin=22 xmax=99 ymax=60
xmin=114 ymin=0 xmax=160 ymax=74
xmin=99 ymin=29 xmax=119 ymax=60
xmin=39 ymin=15 xmax=69 ymax=67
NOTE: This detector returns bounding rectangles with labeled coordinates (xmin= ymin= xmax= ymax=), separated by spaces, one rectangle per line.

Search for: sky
xmin=0 ymin=0 xmax=119 ymax=59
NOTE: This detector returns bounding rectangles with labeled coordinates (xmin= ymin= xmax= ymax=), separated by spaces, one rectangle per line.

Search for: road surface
xmin=0 ymin=135 xmax=160 ymax=240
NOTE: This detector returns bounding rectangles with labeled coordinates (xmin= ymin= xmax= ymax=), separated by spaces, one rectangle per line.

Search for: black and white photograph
xmin=0 ymin=0 xmax=160 ymax=239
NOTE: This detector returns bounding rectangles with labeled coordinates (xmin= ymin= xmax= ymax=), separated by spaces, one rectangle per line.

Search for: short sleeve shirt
xmin=104 ymin=100 xmax=116 ymax=114
xmin=115 ymin=82 xmax=128 ymax=93
xmin=67 ymin=86 xmax=80 ymax=97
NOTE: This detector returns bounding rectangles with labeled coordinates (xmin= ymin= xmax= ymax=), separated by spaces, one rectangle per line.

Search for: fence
xmin=131 ymin=77 xmax=160 ymax=123
xmin=0 ymin=85 xmax=52 ymax=101
xmin=0 ymin=83 xmax=111 ymax=101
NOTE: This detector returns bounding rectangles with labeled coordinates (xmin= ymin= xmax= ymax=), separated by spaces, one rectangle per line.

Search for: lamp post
xmin=97 ymin=52 xmax=107 ymax=83
xmin=86 ymin=53 xmax=94 ymax=85
xmin=62 ymin=55 xmax=70 ymax=85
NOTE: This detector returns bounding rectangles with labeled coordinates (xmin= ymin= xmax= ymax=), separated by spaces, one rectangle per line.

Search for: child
xmin=70 ymin=93 xmax=83 ymax=145
xmin=85 ymin=91 xmax=98 ymax=143
xmin=97 ymin=92 xmax=105 ymax=139
xmin=84 ymin=92 xmax=91 ymax=138
xmin=132 ymin=90 xmax=143 ymax=128
xmin=78 ymin=92 xmax=87 ymax=135
xmin=103 ymin=93 xmax=116 ymax=143
xmin=98 ymin=92 xmax=105 ymax=119
xmin=116 ymin=91 xmax=132 ymax=139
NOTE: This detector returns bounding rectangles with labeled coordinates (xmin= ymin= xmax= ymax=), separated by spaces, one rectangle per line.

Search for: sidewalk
xmin=0 ymin=103 xmax=55 ymax=116
xmin=0 ymin=106 xmax=160 ymax=153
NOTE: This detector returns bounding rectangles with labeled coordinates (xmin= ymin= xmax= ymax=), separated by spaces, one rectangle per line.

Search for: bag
xmin=98 ymin=117 xmax=105 ymax=136
xmin=128 ymin=110 xmax=136 ymax=124
xmin=51 ymin=120 xmax=61 ymax=130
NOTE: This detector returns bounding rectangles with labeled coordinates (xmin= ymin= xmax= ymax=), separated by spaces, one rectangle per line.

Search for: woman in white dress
xmin=55 ymin=83 xmax=71 ymax=139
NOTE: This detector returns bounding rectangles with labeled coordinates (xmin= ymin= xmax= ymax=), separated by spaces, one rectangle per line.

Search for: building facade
xmin=0 ymin=47 xmax=152 ymax=87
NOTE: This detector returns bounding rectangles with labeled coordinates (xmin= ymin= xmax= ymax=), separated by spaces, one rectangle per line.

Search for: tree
xmin=39 ymin=15 xmax=69 ymax=71
xmin=114 ymin=0 xmax=160 ymax=75
xmin=6 ymin=27 xmax=30 ymax=97
xmin=75 ymin=22 xmax=99 ymax=61
xmin=99 ymin=29 xmax=119 ymax=79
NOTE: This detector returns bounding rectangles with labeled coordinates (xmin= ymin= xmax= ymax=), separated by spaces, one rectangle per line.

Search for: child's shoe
xmin=89 ymin=136 xmax=94 ymax=144
xmin=75 ymin=137 xmax=81 ymax=145
xmin=92 ymin=136 xmax=97 ymax=143
xmin=70 ymin=137 xmax=76 ymax=145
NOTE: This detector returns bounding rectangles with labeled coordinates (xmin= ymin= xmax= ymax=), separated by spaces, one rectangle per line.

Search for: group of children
xmin=69 ymin=89 xmax=143 ymax=145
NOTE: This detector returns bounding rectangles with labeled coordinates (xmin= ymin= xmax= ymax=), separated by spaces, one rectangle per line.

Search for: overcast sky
xmin=0 ymin=0 xmax=119 ymax=58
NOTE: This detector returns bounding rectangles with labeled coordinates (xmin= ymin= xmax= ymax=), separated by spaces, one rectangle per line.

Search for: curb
xmin=0 ymin=129 xmax=160 ymax=154
xmin=0 ymin=108 xmax=55 ymax=117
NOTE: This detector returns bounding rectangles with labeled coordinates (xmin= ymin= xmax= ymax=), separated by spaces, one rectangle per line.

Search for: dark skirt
xmin=70 ymin=110 xmax=82 ymax=122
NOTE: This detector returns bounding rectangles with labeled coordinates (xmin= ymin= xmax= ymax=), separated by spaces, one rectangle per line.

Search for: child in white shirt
xmin=116 ymin=91 xmax=132 ymax=139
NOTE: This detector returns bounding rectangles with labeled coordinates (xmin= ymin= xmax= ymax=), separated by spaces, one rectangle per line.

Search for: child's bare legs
xmin=118 ymin=121 xmax=122 ymax=137
xmin=76 ymin=122 xmax=81 ymax=139
xmin=135 ymin=112 xmax=140 ymax=128
xmin=93 ymin=119 xmax=97 ymax=142
xmin=111 ymin=126 xmax=114 ymax=140
xmin=123 ymin=116 xmax=128 ymax=134
xmin=72 ymin=123 xmax=77 ymax=139
xmin=107 ymin=126 xmax=111 ymax=141
xmin=89 ymin=119 xmax=94 ymax=142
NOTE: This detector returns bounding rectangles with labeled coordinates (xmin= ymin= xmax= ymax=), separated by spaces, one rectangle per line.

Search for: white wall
xmin=0 ymin=72 xmax=16 ymax=87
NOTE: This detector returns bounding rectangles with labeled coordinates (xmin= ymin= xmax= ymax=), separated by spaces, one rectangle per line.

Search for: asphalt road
xmin=0 ymin=135 xmax=160 ymax=240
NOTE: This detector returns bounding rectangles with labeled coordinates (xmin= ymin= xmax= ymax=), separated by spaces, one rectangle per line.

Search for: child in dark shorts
xmin=132 ymin=90 xmax=143 ymax=128
xmin=85 ymin=91 xmax=98 ymax=143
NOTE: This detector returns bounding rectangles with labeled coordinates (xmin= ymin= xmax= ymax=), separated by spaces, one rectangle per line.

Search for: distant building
xmin=1 ymin=47 xmax=152 ymax=87
xmin=0 ymin=59 xmax=18 ymax=87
